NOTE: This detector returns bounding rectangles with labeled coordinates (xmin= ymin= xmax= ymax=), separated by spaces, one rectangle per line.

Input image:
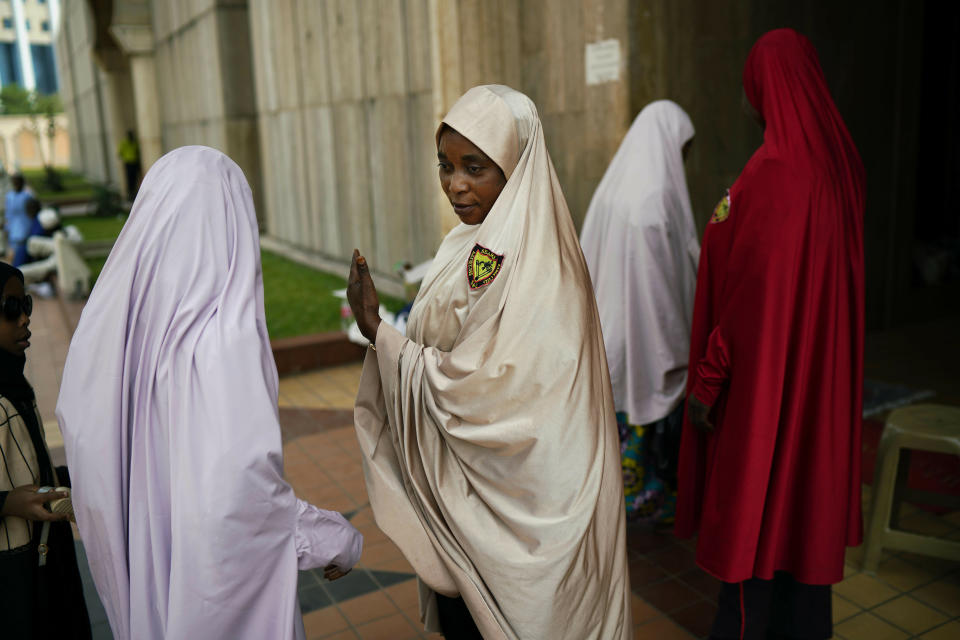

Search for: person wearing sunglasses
xmin=0 ymin=262 xmax=92 ymax=638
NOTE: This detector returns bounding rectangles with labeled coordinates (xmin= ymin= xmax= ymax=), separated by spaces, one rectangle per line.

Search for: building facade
xmin=0 ymin=0 xmax=61 ymax=95
xmin=56 ymin=0 xmax=953 ymax=328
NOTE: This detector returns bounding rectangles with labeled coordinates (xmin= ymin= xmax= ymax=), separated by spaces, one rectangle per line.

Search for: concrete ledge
xmin=78 ymin=239 xmax=115 ymax=258
xmin=271 ymin=331 xmax=365 ymax=375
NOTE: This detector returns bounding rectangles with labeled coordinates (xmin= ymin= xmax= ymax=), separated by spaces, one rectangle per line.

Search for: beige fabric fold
xmin=354 ymin=85 xmax=631 ymax=640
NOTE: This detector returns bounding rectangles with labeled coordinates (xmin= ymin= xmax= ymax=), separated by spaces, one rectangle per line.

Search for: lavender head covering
xmin=57 ymin=146 xmax=361 ymax=640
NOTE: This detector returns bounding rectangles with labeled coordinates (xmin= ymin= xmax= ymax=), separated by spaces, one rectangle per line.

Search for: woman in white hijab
xmin=349 ymin=85 xmax=631 ymax=639
xmin=56 ymin=146 xmax=362 ymax=640
xmin=580 ymin=100 xmax=698 ymax=526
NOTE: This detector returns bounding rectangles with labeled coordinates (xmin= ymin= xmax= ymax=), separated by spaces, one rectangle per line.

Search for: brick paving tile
xmin=668 ymin=599 xmax=718 ymax=638
xmin=628 ymin=555 xmax=669 ymax=587
xmin=649 ymin=543 xmax=699 ymax=575
xmin=354 ymin=612 xmax=420 ymax=640
xmin=338 ymin=591 xmax=399 ymax=626
xmin=383 ymin=581 xmax=419 ymax=612
xmin=303 ymin=606 xmax=350 ymax=639
xmin=636 ymin=578 xmax=702 ymax=614
xmin=676 ymin=568 xmax=721 ymax=600
xmin=630 ymin=594 xmax=661 ymax=625
xmin=634 ymin=614 xmax=696 ymax=639
xmin=316 ymin=630 xmax=359 ymax=640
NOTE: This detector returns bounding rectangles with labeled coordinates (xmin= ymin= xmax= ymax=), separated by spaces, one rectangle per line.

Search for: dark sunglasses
xmin=1 ymin=294 xmax=32 ymax=320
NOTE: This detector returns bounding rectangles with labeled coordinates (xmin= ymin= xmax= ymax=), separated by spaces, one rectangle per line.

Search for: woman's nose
xmin=449 ymin=171 xmax=469 ymax=194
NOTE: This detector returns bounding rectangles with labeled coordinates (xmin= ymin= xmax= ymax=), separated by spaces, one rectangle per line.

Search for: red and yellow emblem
xmin=467 ymin=244 xmax=504 ymax=290
xmin=710 ymin=189 xmax=731 ymax=224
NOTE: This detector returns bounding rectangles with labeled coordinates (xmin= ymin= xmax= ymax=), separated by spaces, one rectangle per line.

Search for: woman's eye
xmin=468 ymin=166 xmax=483 ymax=175
xmin=438 ymin=162 xmax=451 ymax=171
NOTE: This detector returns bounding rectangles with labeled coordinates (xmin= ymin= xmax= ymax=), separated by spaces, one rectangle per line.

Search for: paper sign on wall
xmin=585 ymin=39 xmax=621 ymax=85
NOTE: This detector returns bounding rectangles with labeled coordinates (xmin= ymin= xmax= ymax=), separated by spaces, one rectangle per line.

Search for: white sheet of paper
xmin=585 ymin=39 xmax=621 ymax=85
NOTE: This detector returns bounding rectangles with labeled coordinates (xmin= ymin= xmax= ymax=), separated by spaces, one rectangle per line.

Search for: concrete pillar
xmin=109 ymin=17 xmax=161 ymax=173
xmin=11 ymin=0 xmax=35 ymax=90
xmin=429 ymin=0 xmax=462 ymax=237
xmin=129 ymin=54 xmax=162 ymax=169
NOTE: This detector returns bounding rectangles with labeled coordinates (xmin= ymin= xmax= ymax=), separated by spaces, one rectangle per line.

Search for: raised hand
xmin=347 ymin=249 xmax=382 ymax=342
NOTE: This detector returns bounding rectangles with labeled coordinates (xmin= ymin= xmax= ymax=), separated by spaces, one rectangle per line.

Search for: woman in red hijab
xmin=675 ymin=29 xmax=865 ymax=639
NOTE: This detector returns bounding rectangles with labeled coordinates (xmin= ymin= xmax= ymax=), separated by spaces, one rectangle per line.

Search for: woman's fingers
xmin=323 ymin=564 xmax=351 ymax=581
xmin=31 ymin=505 xmax=68 ymax=521
xmin=348 ymin=249 xmax=360 ymax=284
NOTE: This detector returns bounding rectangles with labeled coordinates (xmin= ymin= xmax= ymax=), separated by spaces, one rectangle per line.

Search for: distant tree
xmin=0 ymin=83 xmax=34 ymax=115
xmin=34 ymin=93 xmax=63 ymax=115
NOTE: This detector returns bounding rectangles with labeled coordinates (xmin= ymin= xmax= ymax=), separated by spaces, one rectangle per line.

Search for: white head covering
xmin=355 ymin=86 xmax=631 ymax=640
xmin=56 ymin=146 xmax=361 ymax=640
xmin=37 ymin=207 xmax=59 ymax=230
xmin=580 ymin=100 xmax=699 ymax=425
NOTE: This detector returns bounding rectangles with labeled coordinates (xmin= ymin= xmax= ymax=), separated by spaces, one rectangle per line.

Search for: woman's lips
xmin=16 ymin=333 xmax=30 ymax=347
xmin=453 ymin=203 xmax=477 ymax=216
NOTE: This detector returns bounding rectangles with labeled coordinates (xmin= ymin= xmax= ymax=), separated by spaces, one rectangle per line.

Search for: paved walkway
xmin=23 ymin=298 xmax=960 ymax=639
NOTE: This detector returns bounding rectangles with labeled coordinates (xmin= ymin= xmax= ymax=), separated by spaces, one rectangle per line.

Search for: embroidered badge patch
xmin=710 ymin=190 xmax=731 ymax=224
xmin=467 ymin=244 xmax=504 ymax=290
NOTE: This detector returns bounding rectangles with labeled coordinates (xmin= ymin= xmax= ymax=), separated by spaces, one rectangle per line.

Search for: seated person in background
xmin=36 ymin=206 xmax=63 ymax=236
xmin=20 ymin=205 xmax=84 ymax=291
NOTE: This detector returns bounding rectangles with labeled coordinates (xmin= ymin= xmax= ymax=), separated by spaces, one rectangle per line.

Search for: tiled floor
xmin=25 ymin=294 xmax=960 ymax=639
xmin=279 ymin=364 xmax=960 ymax=640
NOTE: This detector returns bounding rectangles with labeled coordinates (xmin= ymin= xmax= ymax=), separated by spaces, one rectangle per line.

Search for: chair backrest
xmin=55 ymin=233 xmax=91 ymax=299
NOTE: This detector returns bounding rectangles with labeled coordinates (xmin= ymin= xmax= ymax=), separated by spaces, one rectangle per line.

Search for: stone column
xmin=428 ymin=0 xmax=462 ymax=236
xmin=110 ymin=20 xmax=162 ymax=172
xmin=128 ymin=54 xmax=162 ymax=168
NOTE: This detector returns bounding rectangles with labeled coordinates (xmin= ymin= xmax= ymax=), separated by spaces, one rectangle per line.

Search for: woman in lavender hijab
xmin=56 ymin=146 xmax=362 ymax=640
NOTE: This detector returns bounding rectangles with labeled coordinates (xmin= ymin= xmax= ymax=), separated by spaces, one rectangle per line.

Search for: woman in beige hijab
xmin=349 ymin=85 xmax=631 ymax=639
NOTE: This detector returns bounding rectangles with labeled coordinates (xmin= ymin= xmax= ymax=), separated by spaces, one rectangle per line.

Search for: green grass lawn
xmin=261 ymin=250 xmax=352 ymax=338
xmin=22 ymin=167 xmax=96 ymax=202
xmin=262 ymin=251 xmax=404 ymax=338
xmin=69 ymin=215 xmax=129 ymax=242
xmin=84 ymin=254 xmax=108 ymax=286
xmin=84 ymin=248 xmax=404 ymax=339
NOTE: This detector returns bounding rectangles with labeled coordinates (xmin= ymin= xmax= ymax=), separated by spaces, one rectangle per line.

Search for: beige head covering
xmin=354 ymin=85 xmax=631 ymax=639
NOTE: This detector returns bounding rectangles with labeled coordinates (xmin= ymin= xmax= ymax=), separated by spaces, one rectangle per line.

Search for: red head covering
xmin=675 ymin=29 xmax=866 ymax=585
xmin=743 ymin=28 xmax=864 ymax=208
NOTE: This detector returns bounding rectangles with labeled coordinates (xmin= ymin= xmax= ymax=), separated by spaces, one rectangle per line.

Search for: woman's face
xmin=437 ymin=127 xmax=507 ymax=225
xmin=0 ymin=277 xmax=30 ymax=355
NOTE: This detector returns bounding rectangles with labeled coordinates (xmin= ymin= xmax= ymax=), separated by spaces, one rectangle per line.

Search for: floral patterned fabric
xmin=617 ymin=403 xmax=683 ymax=524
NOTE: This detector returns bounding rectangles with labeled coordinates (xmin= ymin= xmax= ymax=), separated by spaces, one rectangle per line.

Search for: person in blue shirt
xmin=4 ymin=175 xmax=33 ymax=266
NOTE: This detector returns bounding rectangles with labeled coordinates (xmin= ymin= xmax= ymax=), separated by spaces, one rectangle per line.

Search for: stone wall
xmin=152 ymin=0 xmax=262 ymax=211
xmin=629 ymin=0 xmax=924 ymax=329
xmin=57 ymin=0 xmax=120 ymax=185
xmin=250 ymin=0 xmax=636 ymax=286
xmin=58 ymin=0 xmax=933 ymax=327
xmin=250 ymin=0 xmax=439 ymax=281
xmin=432 ymin=0 xmax=632 ymax=232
